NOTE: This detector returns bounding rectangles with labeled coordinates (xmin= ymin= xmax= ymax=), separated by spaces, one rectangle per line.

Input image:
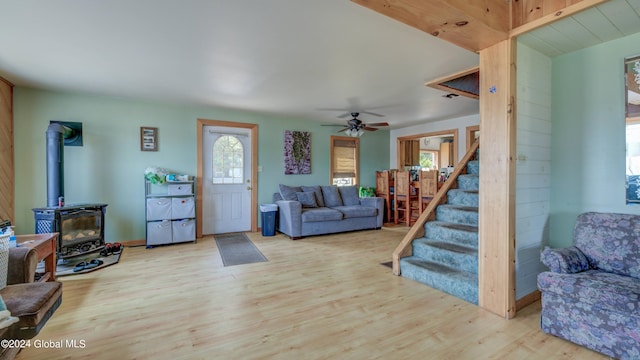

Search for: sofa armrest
xmin=275 ymin=200 xmax=302 ymax=238
xmin=7 ymin=247 xmax=38 ymax=285
xmin=541 ymin=246 xmax=590 ymax=274
xmin=360 ymin=197 xmax=384 ymax=228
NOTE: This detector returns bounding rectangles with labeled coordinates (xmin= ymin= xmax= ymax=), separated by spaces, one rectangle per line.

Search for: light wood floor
xmin=17 ymin=226 xmax=608 ymax=360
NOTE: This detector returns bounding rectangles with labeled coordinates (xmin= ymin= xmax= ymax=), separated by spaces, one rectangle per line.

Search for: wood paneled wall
xmin=0 ymin=78 xmax=14 ymax=224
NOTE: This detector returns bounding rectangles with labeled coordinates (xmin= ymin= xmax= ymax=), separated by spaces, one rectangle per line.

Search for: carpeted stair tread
xmin=400 ymin=257 xmax=479 ymax=304
xmin=414 ymin=238 xmax=478 ymax=255
xmin=436 ymin=205 xmax=478 ymax=225
xmin=446 ymin=189 xmax=479 ymax=207
xmin=412 ymin=238 xmax=478 ymax=274
xmin=425 ymin=221 xmax=478 ymax=247
xmin=467 ymin=160 xmax=479 ymax=175
xmin=457 ymin=174 xmax=479 ymax=190
xmin=427 ymin=221 xmax=477 ymax=232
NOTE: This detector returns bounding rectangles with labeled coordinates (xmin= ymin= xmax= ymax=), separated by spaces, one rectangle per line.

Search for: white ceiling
xmin=0 ymin=0 xmax=481 ymax=129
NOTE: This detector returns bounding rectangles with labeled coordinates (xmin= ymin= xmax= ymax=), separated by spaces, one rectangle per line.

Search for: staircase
xmin=398 ymin=147 xmax=479 ymax=304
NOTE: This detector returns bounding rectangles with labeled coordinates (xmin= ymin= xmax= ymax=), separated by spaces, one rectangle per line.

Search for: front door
xmin=202 ymin=126 xmax=252 ymax=234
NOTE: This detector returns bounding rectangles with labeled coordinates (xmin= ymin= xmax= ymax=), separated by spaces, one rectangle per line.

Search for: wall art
xmin=284 ymin=130 xmax=311 ymax=174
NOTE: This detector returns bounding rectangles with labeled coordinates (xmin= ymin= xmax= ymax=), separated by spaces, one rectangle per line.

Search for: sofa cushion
xmin=301 ymin=208 xmax=343 ymax=222
xmin=321 ymin=186 xmax=343 ymax=207
xmin=279 ymin=184 xmax=302 ymax=201
xmin=573 ymin=212 xmax=640 ymax=279
xmin=332 ymin=205 xmax=377 ymax=219
xmin=296 ymin=192 xmax=317 ymax=208
xmin=338 ymin=185 xmax=360 ymax=206
xmin=538 ymin=270 xmax=640 ymax=315
xmin=301 ymin=185 xmax=324 ymax=207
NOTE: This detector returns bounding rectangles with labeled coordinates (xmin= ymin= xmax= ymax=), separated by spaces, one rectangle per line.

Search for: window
xmin=212 ymin=135 xmax=243 ymax=184
xmin=420 ymin=150 xmax=438 ymax=170
xmin=330 ymin=136 xmax=359 ymax=186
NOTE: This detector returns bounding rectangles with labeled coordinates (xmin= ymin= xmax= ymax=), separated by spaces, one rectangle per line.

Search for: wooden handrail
xmin=391 ymin=140 xmax=480 ymax=276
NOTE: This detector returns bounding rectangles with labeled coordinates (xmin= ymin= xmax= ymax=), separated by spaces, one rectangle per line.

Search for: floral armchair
xmin=537 ymin=212 xmax=640 ymax=359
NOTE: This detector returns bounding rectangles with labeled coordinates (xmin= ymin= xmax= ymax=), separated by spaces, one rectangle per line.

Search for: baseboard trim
xmin=121 ymin=239 xmax=146 ymax=247
xmin=516 ymin=290 xmax=541 ymax=311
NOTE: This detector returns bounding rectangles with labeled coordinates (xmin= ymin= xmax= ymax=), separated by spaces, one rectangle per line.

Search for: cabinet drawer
xmin=168 ymin=184 xmax=192 ymax=196
xmin=172 ymin=219 xmax=195 ymax=243
xmin=146 ymin=198 xmax=172 ymax=220
xmin=171 ymin=197 xmax=195 ymax=219
xmin=147 ymin=220 xmax=172 ymax=245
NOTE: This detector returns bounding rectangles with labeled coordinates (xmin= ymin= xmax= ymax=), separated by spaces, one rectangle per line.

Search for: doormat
xmin=38 ymin=248 xmax=123 ymax=277
xmin=214 ymin=232 xmax=268 ymax=267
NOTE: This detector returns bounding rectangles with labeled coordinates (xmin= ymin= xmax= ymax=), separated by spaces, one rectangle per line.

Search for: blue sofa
xmin=537 ymin=212 xmax=640 ymax=359
xmin=273 ymin=184 xmax=383 ymax=239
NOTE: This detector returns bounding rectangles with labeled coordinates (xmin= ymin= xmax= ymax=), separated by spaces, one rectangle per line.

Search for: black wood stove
xmin=33 ymin=123 xmax=108 ymax=259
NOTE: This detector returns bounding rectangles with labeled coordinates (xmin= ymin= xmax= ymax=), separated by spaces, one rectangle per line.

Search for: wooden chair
xmin=419 ymin=169 xmax=438 ymax=213
xmin=394 ymin=171 xmax=418 ymax=226
xmin=375 ymin=171 xmax=393 ymax=223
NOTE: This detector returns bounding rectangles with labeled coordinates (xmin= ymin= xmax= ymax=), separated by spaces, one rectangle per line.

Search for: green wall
xmin=13 ymin=88 xmax=389 ymax=242
xmin=550 ymin=32 xmax=640 ymax=246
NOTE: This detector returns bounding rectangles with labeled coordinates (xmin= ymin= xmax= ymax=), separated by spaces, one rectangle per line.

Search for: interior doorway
xmin=196 ymin=119 xmax=258 ymax=237
xmin=396 ymin=129 xmax=459 ymax=171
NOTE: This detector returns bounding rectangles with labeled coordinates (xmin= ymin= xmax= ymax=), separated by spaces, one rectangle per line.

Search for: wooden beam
xmin=351 ymin=0 xmax=509 ymax=52
xmin=478 ymin=38 xmax=517 ymax=319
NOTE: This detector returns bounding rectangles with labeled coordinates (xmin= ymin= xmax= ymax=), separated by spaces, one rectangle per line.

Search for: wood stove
xmin=33 ymin=123 xmax=108 ymax=259
xmin=33 ymin=203 xmax=108 ymax=259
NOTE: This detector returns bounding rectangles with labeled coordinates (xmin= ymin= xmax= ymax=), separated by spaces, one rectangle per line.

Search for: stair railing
xmin=391 ymin=140 xmax=479 ymax=276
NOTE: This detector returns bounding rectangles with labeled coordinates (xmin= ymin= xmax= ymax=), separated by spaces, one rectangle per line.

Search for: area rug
xmin=37 ymin=248 xmax=123 ymax=277
xmin=214 ymin=232 xmax=268 ymax=267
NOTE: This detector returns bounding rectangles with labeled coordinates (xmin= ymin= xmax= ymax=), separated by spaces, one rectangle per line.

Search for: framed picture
xmin=625 ymin=55 xmax=640 ymax=119
xmin=140 ymin=127 xmax=158 ymax=151
xmin=284 ymin=130 xmax=311 ymax=174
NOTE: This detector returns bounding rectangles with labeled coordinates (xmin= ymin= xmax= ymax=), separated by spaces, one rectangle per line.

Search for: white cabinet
xmin=145 ymin=178 xmax=196 ymax=247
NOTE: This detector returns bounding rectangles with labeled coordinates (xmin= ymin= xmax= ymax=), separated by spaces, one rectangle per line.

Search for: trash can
xmin=260 ymin=204 xmax=278 ymax=236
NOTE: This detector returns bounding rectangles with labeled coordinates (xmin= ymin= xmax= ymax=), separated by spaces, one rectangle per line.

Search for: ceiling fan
xmin=322 ymin=112 xmax=389 ymax=137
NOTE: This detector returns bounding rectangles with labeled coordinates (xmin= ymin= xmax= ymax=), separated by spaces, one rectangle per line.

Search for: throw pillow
xmin=296 ymin=192 xmax=318 ymax=208
xmin=321 ymin=185 xmax=343 ymax=207
xmin=339 ymin=185 xmax=360 ymax=206
xmin=301 ymin=185 xmax=325 ymax=207
xmin=279 ymin=184 xmax=302 ymax=201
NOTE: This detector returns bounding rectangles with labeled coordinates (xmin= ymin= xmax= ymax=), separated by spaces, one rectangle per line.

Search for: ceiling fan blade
xmin=365 ymin=122 xmax=389 ymax=127
xmin=360 ymin=111 xmax=385 ymax=117
xmin=362 ymin=127 xmax=378 ymax=131
xmin=337 ymin=112 xmax=352 ymax=118
xmin=336 ymin=127 xmax=349 ymax=133
xmin=321 ymin=124 xmax=348 ymax=127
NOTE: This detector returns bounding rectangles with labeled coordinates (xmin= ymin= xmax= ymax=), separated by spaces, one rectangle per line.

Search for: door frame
xmin=396 ymin=128 xmax=459 ymax=168
xmin=196 ymin=119 xmax=258 ymax=237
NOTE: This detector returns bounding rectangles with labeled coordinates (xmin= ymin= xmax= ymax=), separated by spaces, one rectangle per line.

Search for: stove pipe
xmin=46 ymin=123 xmax=65 ymax=207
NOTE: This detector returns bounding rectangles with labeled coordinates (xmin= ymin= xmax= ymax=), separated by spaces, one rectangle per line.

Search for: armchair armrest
xmin=541 ymin=246 xmax=590 ymax=274
xmin=7 ymin=247 xmax=38 ymax=285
